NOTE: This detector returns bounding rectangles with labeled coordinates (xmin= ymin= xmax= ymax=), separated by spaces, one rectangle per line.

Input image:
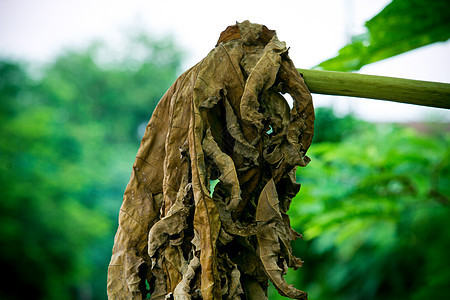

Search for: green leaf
xmin=317 ymin=0 xmax=450 ymax=71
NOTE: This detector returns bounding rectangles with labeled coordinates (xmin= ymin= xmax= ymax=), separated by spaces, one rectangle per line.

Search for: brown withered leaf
xmin=107 ymin=20 xmax=314 ymax=300
xmin=256 ymin=179 xmax=307 ymax=299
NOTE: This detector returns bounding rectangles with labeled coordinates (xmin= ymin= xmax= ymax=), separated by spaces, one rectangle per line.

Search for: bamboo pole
xmin=297 ymin=69 xmax=450 ymax=109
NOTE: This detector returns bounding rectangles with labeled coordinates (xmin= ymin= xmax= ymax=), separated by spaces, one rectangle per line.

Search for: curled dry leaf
xmin=107 ymin=20 xmax=314 ymax=300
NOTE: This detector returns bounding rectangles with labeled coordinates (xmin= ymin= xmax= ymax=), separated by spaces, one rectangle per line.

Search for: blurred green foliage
xmin=268 ymin=110 xmax=450 ymax=299
xmin=310 ymin=108 xmax=364 ymax=144
xmin=317 ymin=0 xmax=450 ymax=71
xmin=0 ymin=33 xmax=183 ymax=299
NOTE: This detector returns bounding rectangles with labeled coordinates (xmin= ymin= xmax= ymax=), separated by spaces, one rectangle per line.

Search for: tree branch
xmin=298 ymin=69 xmax=450 ymax=109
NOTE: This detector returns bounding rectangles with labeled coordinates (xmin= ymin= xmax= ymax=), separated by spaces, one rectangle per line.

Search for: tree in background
xmin=276 ymin=120 xmax=450 ymax=300
xmin=0 ymin=33 xmax=183 ymax=299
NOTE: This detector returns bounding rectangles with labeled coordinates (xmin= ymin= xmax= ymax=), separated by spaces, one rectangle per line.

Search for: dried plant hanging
xmin=107 ymin=20 xmax=315 ymax=300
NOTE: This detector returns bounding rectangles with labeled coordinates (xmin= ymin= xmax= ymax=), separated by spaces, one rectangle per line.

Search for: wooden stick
xmin=297 ymin=69 xmax=450 ymax=109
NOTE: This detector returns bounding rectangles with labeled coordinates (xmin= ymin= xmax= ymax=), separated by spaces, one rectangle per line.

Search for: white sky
xmin=1 ymin=0 xmax=449 ymax=122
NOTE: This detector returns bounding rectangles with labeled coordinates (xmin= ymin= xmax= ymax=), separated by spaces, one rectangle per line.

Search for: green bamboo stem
xmin=297 ymin=68 xmax=450 ymax=109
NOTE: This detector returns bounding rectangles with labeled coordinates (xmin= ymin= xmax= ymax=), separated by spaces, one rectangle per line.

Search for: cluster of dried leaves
xmin=107 ymin=21 xmax=314 ymax=300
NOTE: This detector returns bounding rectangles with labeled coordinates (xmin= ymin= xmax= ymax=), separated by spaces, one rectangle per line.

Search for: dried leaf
xmin=256 ymin=179 xmax=307 ymax=299
xmin=107 ymin=20 xmax=314 ymax=300
xmin=173 ymin=256 xmax=201 ymax=300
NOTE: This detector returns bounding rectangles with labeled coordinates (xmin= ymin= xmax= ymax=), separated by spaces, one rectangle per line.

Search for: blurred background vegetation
xmin=1 ymin=0 xmax=449 ymax=299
